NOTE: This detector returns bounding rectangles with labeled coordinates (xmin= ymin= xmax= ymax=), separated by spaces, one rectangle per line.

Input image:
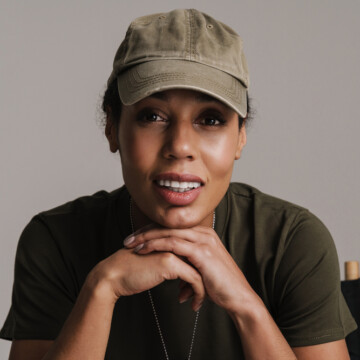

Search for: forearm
xmin=43 ymin=274 xmax=116 ymax=360
xmin=228 ymin=295 xmax=297 ymax=360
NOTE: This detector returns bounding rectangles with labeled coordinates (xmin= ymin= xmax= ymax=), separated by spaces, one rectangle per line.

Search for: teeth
xmin=157 ymin=180 xmax=201 ymax=191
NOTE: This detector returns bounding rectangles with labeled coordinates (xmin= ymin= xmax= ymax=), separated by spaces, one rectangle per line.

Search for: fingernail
xmin=134 ymin=243 xmax=144 ymax=252
xmin=179 ymin=295 xmax=191 ymax=304
xmin=124 ymin=235 xmax=135 ymax=246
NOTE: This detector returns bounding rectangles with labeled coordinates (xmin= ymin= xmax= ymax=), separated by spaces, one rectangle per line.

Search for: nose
xmin=161 ymin=120 xmax=197 ymax=161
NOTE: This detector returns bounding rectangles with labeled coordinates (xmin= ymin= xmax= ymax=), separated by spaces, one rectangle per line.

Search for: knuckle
xmin=200 ymin=244 xmax=213 ymax=259
xmin=208 ymin=234 xmax=217 ymax=245
xmin=161 ymin=252 xmax=175 ymax=266
xmin=137 ymin=233 xmax=146 ymax=242
xmin=168 ymin=237 xmax=178 ymax=251
xmin=191 ymin=269 xmax=202 ymax=283
xmin=195 ymin=274 xmax=202 ymax=285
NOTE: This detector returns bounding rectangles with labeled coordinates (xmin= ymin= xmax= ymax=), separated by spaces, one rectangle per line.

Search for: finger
xmin=179 ymin=283 xmax=194 ymax=303
xmin=124 ymin=227 xmax=216 ymax=248
xmin=164 ymin=254 xmax=205 ymax=311
xmin=136 ymin=237 xmax=201 ymax=267
xmin=179 ymin=280 xmax=188 ymax=289
xmin=123 ymin=223 xmax=158 ymax=245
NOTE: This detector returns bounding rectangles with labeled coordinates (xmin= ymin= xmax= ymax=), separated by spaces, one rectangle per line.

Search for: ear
xmin=235 ymin=123 xmax=247 ymax=160
xmin=105 ymin=115 xmax=119 ymax=153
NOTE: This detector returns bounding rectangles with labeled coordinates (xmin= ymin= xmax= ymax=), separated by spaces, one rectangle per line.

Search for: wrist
xmin=227 ymin=292 xmax=268 ymax=333
xmin=84 ymin=265 xmax=119 ymax=306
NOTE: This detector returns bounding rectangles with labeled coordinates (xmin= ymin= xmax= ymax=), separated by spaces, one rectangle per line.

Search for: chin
xmin=155 ymin=208 xmax=205 ymax=229
xmin=161 ymin=220 xmax=197 ymax=229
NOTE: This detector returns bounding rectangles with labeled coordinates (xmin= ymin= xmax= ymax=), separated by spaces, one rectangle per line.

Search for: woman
xmin=1 ymin=8 xmax=357 ymax=360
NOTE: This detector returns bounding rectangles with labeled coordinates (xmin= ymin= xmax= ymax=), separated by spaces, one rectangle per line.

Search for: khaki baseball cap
xmin=108 ymin=9 xmax=249 ymax=118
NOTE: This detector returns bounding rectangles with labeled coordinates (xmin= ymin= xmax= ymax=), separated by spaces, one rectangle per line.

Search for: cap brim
xmin=117 ymin=59 xmax=247 ymax=118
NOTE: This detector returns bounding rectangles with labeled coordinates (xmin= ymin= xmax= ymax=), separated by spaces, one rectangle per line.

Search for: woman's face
xmin=108 ymin=89 xmax=246 ymax=229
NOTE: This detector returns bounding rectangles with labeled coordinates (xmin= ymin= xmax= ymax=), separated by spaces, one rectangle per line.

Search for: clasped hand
xmin=121 ymin=225 xmax=253 ymax=313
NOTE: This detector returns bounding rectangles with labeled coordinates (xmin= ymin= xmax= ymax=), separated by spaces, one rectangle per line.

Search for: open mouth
xmin=155 ymin=180 xmax=202 ymax=193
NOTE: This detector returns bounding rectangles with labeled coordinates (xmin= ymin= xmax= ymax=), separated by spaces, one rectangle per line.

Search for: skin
xmin=111 ymin=89 xmax=245 ymax=230
xmin=9 ymin=89 xmax=350 ymax=359
xmin=107 ymin=88 xmax=246 ymax=306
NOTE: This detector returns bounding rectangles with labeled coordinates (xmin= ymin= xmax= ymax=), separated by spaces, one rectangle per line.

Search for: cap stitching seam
xmin=189 ymin=10 xmax=194 ymax=61
xmin=127 ymin=65 xmax=242 ymax=101
xmin=185 ymin=10 xmax=190 ymax=60
xmin=188 ymin=10 xmax=193 ymax=61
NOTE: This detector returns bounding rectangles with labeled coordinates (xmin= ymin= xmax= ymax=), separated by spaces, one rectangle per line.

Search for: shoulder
xmin=17 ymin=186 xmax=129 ymax=276
xmin=226 ymin=184 xmax=357 ymax=345
xmin=36 ymin=186 xmax=127 ymax=222
xmin=27 ymin=186 xmax=127 ymax=236
xmin=228 ymin=182 xmax=307 ymax=213
xmin=226 ymin=182 xmax=334 ymax=272
xmin=227 ymin=182 xmax=315 ymax=234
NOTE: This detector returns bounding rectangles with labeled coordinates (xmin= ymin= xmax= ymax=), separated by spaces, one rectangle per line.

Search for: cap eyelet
xmin=207 ymin=24 xmax=213 ymax=29
xmin=159 ymin=15 xmax=166 ymax=19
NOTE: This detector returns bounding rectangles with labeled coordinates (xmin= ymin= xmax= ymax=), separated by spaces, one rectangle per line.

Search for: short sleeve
xmin=274 ymin=211 xmax=357 ymax=347
xmin=0 ymin=217 xmax=76 ymax=340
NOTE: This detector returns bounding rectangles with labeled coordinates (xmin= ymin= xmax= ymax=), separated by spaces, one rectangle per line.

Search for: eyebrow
xmin=149 ymin=91 xmax=219 ymax=103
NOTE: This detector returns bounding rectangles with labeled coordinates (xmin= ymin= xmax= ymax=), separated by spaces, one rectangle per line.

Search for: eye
xmin=203 ymin=118 xmax=222 ymax=126
xmin=144 ymin=113 xmax=163 ymax=122
xmin=137 ymin=109 xmax=167 ymax=123
xmin=198 ymin=114 xmax=226 ymax=127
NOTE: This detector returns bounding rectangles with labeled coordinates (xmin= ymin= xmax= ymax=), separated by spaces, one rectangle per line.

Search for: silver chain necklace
xmin=129 ymin=198 xmax=215 ymax=360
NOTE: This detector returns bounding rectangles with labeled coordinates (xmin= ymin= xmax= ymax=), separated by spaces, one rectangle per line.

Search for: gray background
xmin=1 ymin=0 xmax=359 ymax=356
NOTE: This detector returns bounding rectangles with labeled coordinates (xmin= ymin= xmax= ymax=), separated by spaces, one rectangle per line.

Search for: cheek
xmin=202 ymin=131 xmax=239 ymax=179
xmin=119 ymin=127 xmax=159 ymax=175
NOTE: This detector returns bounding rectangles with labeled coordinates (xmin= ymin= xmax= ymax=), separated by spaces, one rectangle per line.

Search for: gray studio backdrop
xmin=1 ymin=0 xmax=359 ymax=356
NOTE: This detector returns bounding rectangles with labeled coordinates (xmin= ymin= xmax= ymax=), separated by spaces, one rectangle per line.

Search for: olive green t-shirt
xmin=0 ymin=183 xmax=357 ymax=359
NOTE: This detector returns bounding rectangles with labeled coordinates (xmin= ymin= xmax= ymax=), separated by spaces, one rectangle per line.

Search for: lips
xmin=153 ymin=172 xmax=204 ymax=206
